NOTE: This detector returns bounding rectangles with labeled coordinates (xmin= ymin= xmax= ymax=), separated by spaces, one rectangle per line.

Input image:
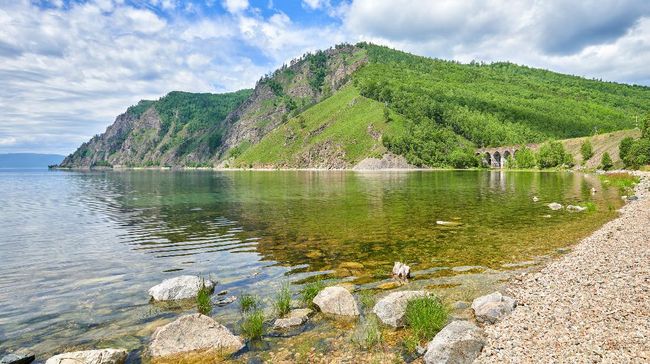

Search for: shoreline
xmin=476 ymin=171 xmax=650 ymax=363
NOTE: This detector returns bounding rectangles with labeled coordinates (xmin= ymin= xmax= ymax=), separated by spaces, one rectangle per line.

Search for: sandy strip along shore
xmin=476 ymin=172 xmax=650 ymax=364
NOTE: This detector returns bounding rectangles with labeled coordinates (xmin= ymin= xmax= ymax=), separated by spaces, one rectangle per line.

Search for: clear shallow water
xmin=0 ymin=169 xmax=621 ymax=358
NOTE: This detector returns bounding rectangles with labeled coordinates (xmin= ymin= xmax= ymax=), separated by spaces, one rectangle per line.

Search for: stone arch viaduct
xmin=475 ymin=146 xmax=525 ymax=168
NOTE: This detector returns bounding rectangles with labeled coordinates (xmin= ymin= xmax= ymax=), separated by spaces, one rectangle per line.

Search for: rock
xmin=339 ymin=261 xmax=364 ymax=270
xmin=436 ymin=220 xmax=462 ymax=226
xmin=567 ymin=205 xmax=587 ymax=212
xmin=377 ymin=281 xmax=401 ymax=290
xmin=373 ymin=290 xmax=429 ymax=327
xmin=392 ymin=262 xmax=410 ymax=279
xmin=45 ymin=349 xmax=127 ymax=364
xmin=215 ymin=296 xmax=237 ymax=306
xmin=149 ymin=314 xmax=244 ymax=358
xmin=273 ymin=308 xmax=313 ymax=329
xmin=312 ymin=286 xmax=360 ymax=317
xmin=217 ymin=290 xmax=228 ymax=296
xmin=471 ymin=292 xmax=517 ymax=324
xmin=548 ymin=202 xmax=563 ymax=210
xmin=1 ymin=354 xmax=35 ymax=364
xmin=453 ymin=301 xmax=470 ymax=310
xmin=423 ymin=321 xmax=485 ymax=364
xmin=532 ymin=196 xmax=539 ymax=202
xmin=627 ymin=195 xmax=639 ymax=201
xmin=148 ymin=275 xmax=214 ymax=301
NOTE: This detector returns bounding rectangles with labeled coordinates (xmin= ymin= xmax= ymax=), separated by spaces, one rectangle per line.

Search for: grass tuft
xmin=239 ymin=293 xmax=260 ymax=313
xmin=240 ymin=309 xmax=265 ymax=340
xmin=351 ymin=315 xmax=383 ymax=350
xmin=196 ymin=279 xmax=212 ymax=315
xmin=404 ymin=296 xmax=448 ymax=341
xmin=274 ymin=283 xmax=292 ymax=317
xmin=599 ymin=172 xmax=639 ymax=195
xmin=299 ymin=280 xmax=325 ymax=308
xmin=358 ymin=290 xmax=376 ymax=311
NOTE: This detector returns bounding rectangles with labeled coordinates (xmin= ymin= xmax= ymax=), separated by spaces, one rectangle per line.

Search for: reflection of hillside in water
xmin=73 ymin=170 xmax=620 ymax=283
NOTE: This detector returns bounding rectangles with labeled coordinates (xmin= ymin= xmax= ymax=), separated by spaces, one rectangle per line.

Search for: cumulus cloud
xmin=1 ymin=0 xmax=649 ymax=154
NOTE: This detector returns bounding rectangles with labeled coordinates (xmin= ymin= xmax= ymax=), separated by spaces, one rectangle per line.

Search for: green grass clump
xmin=351 ymin=315 xmax=382 ymax=350
xmin=196 ymin=279 xmax=212 ymax=315
xmin=274 ymin=283 xmax=292 ymax=317
xmin=239 ymin=293 xmax=260 ymax=313
xmin=404 ymin=297 xmax=448 ymax=341
xmin=299 ymin=280 xmax=325 ymax=307
xmin=240 ymin=310 xmax=265 ymax=340
xmin=599 ymin=172 xmax=639 ymax=195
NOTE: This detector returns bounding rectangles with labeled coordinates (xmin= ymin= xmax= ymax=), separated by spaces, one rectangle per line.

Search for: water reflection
xmin=0 ymin=169 xmax=621 ymax=357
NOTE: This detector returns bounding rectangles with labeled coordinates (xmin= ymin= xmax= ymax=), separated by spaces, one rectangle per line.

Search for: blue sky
xmin=1 ymin=0 xmax=650 ymax=154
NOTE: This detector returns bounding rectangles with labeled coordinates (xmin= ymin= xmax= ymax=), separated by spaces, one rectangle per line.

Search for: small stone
xmin=453 ymin=301 xmax=470 ymax=310
xmin=548 ymin=202 xmax=563 ymax=211
xmin=436 ymin=220 xmax=462 ymax=226
xmin=215 ymin=296 xmax=237 ymax=306
xmin=392 ymin=261 xmax=411 ymax=279
xmin=1 ymin=354 xmax=35 ymax=364
xmin=567 ymin=205 xmax=587 ymax=212
xmin=217 ymin=290 xmax=228 ymax=296
xmin=148 ymin=275 xmax=214 ymax=301
xmin=273 ymin=308 xmax=313 ymax=329
xmin=424 ymin=321 xmax=485 ymax=364
xmin=532 ymin=196 xmax=540 ymax=202
xmin=471 ymin=292 xmax=517 ymax=324
xmin=45 ymin=349 xmax=127 ymax=364
xmin=313 ymin=286 xmax=359 ymax=317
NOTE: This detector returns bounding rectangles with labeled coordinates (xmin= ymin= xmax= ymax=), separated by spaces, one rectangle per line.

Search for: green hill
xmin=61 ymin=43 xmax=650 ymax=169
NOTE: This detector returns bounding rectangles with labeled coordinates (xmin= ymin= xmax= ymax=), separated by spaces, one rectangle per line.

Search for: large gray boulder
xmin=273 ymin=308 xmax=313 ymax=329
xmin=149 ymin=314 xmax=244 ymax=358
xmin=45 ymin=349 xmax=127 ymax=364
xmin=148 ymin=275 xmax=214 ymax=301
xmin=424 ymin=321 xmax=485 ymax=364
xmin=373 ymin=290 xmax=429 ymax=327
xmin=312 ymin=286 xmax=359 ymax=317
xmin=471 ymin=291 xmax=517 ymax=324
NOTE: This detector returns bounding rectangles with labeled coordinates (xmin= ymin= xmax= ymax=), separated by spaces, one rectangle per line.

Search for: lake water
xmin=0 ymin=169 xmax=622 ymax=360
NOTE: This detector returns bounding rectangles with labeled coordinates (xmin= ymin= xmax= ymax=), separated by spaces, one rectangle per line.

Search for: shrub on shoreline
xmin=274 ymin=283 xmax=292 ymax=317
xmin=241 ymin=309 xmax=265 ymax=340
xmin=196 ymin=279 xmax=212 ymax=315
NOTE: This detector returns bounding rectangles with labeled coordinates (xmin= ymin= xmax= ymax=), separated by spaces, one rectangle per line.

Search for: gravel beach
xmin=476 ymin=172 xmax=650 ymax=363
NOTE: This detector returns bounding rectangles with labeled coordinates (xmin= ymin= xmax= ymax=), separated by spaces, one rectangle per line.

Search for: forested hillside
xmin=60 ymin=43 xmax=650 ymax=169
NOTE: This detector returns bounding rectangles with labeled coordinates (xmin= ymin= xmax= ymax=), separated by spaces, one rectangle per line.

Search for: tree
xmin=600 ymin=152 xmax=613 ymax=170
xmin=513 ymin=146 xmax=537 ymax=168
xmin=537 ymin=141 xmax=573 ymax=169
xmin=580 ymin=139 xmax=593 ymax=162
xmin=623 ymin=139 xmax=650 ymax=169
xmin=619 ymin=136 xmax=635 ymax=163
xmin=642 ymin=113 xmax=650 ymax=139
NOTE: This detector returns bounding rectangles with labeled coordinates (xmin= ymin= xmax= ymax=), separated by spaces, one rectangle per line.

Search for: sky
xmin=1 ymin=0 xmax=650 ymax=155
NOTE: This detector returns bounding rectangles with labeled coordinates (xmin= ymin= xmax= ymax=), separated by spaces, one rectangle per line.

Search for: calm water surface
xmin=0 ymin=169 xmax=622 ymax=358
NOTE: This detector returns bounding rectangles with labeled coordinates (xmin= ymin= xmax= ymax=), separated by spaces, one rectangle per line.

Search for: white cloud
xmin=222 ymin=0 xmax=248 ymax=14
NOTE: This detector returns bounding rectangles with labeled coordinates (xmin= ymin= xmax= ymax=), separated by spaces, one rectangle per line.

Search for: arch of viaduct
xmin=475 ymin=146 xmax=520 ymax=168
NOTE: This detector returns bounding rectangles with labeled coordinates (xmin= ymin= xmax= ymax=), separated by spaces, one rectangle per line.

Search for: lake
xmin=0 ymin=169 xmax=622 ymax=360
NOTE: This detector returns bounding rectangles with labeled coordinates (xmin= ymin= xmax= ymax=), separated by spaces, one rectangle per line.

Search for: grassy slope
xmin=559 ymin=129 xmax=641 ymax=169
xmin=233 ymin=85 xmax=407 ymax=167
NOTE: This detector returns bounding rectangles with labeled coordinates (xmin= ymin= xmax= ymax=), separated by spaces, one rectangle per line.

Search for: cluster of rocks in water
xmin=10 ymin=270 xmax=521 ymax=364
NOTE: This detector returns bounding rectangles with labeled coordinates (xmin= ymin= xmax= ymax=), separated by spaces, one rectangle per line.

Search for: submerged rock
xmin=312 ymin=286 xmax=359 ymax=317
xmin=45 ymin=349 xmax=127 ymax=364
xmin=1 ymin=353 xmax=35 ymax=364
xmin=436 ymin=220 xmax=462 ymax=226
xmin=392 ymin=262 xmax=410 ymax=279
xmin=548 ymin=202 xmax=563 ymax=211
xmin=567 ymin=205 xmax=587 ymax=212
xmin=148 ymin=275 xmax=214 ymax=301
xmin=149 ymin=314 xmax=244 ymax=358
xmin=471 ymin=292 xmax=517 ymax=324
xmin=373 ymin=290 xmax=429 ymax=327
xmin=273 ymin=308 xmax=313 ymax=329
xmin=423 ymin=321 xmax=485 ymax=364
xmin=532 ymin=196 xmax=539 ymax=202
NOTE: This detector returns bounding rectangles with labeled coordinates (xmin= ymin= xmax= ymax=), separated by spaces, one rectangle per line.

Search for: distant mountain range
xmin=59 ymin=43 xmax=650 ymax=169
xmin=0 ymin=153 xmax=65 ymax=168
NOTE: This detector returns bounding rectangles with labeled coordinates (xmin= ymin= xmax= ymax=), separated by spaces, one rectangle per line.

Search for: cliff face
xmin=60 ymin=44 xmax=367 ymax=168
